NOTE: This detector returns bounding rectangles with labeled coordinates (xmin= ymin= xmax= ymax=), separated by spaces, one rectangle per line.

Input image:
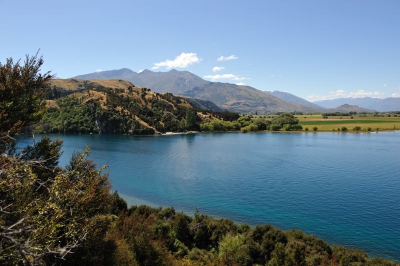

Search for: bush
xmin=241 ymin=123 xmax=258 ymax=133
xmin=270 ymin=125 xmax=281 ymax=131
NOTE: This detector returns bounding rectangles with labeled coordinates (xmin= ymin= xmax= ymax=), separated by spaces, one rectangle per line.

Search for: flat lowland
xmin=297 ymin=114 xmax=400 ymax=132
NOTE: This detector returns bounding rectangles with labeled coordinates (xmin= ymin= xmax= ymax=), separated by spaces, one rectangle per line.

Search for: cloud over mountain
xmin=203 ymin=73 xmax=248 ymax=81
xmin=217 ymin=55 xmax=238 ymax=61
xmin=152 ymin=52 xmax=201 ymax=70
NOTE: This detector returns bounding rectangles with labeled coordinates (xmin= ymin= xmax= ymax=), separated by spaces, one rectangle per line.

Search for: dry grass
xmin=45 ymin=100 xmax=59 ymax=109
xmin=50 ymin=78 xmax=85 ymax=91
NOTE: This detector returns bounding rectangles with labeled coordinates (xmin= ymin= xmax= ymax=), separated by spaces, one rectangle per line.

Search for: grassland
xmin=296 ymin=114 xmax=400 ymax=132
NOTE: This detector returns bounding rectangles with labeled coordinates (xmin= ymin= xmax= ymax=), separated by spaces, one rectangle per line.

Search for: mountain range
xmin=74 ymin=69 xmax=399 ymax=113
xmin=74 ymin=69 xmax=326 ymax=113
xmin=314 ymin=97 xmax=400 ymax=112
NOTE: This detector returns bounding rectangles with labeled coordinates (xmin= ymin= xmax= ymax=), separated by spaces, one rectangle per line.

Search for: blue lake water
xmin=18 ymin=132 xmax=400 ymax=261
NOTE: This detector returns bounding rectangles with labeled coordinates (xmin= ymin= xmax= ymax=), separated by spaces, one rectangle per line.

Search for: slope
xmin=182 ymin=83 xmax=325 ymax=114
xmin=36 ymin=79 xmax=226 ymax=134
xmin=265 ymin=90 xmax=323 ymax=109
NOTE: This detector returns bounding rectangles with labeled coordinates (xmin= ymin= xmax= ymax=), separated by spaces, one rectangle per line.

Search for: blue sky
xmin=1 ymin=0 xmax=399 ymax=101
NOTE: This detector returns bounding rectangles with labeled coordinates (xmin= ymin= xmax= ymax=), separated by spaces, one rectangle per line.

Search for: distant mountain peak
xmin=140 ymin=69 xmax=153 ymax=73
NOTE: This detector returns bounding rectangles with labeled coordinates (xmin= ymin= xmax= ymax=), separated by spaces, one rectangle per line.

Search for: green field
xmin=297 ymin=115 xmax=400 ymax=132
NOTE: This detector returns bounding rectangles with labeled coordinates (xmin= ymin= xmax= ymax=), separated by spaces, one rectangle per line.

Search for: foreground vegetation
xmin=1 ymin=54 xmax=399 ymax=265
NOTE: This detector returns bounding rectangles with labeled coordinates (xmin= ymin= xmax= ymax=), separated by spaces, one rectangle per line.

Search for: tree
xmin=0 ymin=52 xmax=53 ymax=153
xmin=0 ymin=54 xmax=112 ymax=265
xmin=1 ymin=143 xmax=111 ymax=265
xmin=185 ymin=107 xmax=196 ymax=130
xmin=270 ymin=113 xmax=301 ymax=131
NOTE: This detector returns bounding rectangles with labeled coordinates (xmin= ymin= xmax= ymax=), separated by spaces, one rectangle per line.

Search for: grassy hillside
xmin=34 ymin=79 xmax=232 ymax=134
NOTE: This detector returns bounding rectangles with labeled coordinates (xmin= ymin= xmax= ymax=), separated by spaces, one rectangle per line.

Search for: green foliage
xmin=270 ymin=113 xmax=301 ymax=131
xmin=201 ymin=114 xmax=272 ymax=133
xmin=200 ymin=119 xmax=241 ymax=132
xmin=219 ymin=233 xmax=253 ymax=265
xmin=238 ymin=115 xmax=252 ymax=127
xmin=0 ymin=54 xmax=114 ymax=265
xmin=253 ymin=118 xmax=269 ymax=130
xmin=88 ymin=205 xmax=398 ymax=266
xmin=0 ymin=52 xmax=53 ymax=152
xmin=0 ymin=139 xmax=112 ymax=265
xmin=241 ymin=123 xmax=259 ymax=132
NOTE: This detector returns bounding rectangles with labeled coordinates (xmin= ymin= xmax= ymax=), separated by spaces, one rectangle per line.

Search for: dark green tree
xmin=0 ymin=52 xmax=53 ymax=152
xmin=0 ymin=54 xmax=112 ymax=265
xmin=270 ymin=113 xmax=301 ymax=131
xmin=185 ymin=107 xmax=196 ymax=130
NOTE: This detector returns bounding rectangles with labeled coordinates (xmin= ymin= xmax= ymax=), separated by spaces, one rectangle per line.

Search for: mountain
xmin=74 ymin=69 xmax=326 ymax=114
xmin=265 ymin=91 xmax=323 ymax=109
xmin=181 ymin=83 xmax=324 ymax=114
xmin=327 ymin=104 xmax=375 ymax=113
xmin=314 ymin=97 xmax=400 ymax=112
xmin=74 ymin=69 xmax=208 ymax=94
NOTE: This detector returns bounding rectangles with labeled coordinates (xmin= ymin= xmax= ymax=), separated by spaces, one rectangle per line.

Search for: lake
xmin=17 ymin=131 xmax=400 ymax=261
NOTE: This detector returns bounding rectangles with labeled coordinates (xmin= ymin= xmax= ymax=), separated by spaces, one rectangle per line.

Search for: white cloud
xmin=217 ymin=55 xmax=238 ymax=61
xmin=236 ymin=82 xmax=246 ymax=86
xmin=95 ymin=69 xmax=103 ymax=72
xmin=306 ymin=89 xmax=387 ymax=102
xmin=383 ymin=84 xmax=387 ymax=87
xmin=349 ymin=90 xmax=386 ymax=98
xmin=203 ymin=74 xmax=248 ymax=81
xmin=138 ymin=69 xmax=144 ymax=73
xmin=269 ymin=74 xmax=283 ymax=78
xmin=152 ymin=52 xmax=201 ymax=70
xmin=212 ymin=66 xmax=225 ymax=72
xmin=391 ymin=93 xmax=400 ymax=98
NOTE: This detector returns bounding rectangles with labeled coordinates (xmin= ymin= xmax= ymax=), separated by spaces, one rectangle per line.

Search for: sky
xmin=1 ymin=0 xmax=399 ymax=102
